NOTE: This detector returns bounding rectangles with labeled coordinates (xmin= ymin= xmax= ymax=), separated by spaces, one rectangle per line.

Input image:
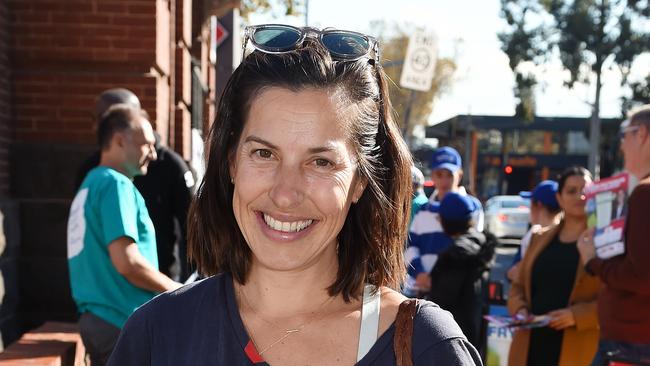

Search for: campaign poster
xmin=584 ymin=172 xmax=629 ymax=259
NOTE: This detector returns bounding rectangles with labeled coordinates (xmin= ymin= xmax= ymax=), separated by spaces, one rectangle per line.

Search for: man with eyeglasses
xmin=578 ymin=104 xmax=650 ymax=365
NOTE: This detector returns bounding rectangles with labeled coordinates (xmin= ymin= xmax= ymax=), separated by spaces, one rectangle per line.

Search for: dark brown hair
xmin=440 ymin=218 xmax=474 ymax=237
xmin=95 ymin=88 xmax=141 ymax=121
xmin=97 ymin=104 xmax=149 ymax=150
xmin=187 ymin=39 xmax=412 ymax=301
xmin=557 ymin=166 xmax=592 ymax=194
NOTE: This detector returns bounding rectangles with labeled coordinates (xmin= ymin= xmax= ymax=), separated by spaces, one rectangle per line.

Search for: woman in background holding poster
xmin=507 ymin=166 xmax=601 ymax=366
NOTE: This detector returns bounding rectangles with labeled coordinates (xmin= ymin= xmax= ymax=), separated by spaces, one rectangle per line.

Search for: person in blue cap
xmin=405 ymin=146 xmax=484 ymax=297
xmin=507 ymin=180 xmax=562 ymax=281
xmin=428 ymin=192 xmax=497 ymax=350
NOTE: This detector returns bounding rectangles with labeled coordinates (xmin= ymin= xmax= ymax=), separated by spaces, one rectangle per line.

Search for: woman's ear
xmin=352 ymin=175 xmax=367 ymax=203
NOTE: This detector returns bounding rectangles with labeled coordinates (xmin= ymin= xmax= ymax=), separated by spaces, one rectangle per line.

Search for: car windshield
xmin=501 ymin=199 xmax=530 ymax=209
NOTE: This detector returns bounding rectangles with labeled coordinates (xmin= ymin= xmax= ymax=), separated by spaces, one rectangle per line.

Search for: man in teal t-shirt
xmin=410 ymin=166 xmax=429 ymax=225
xmin=67 ymin=103 xmax=181 ymax=366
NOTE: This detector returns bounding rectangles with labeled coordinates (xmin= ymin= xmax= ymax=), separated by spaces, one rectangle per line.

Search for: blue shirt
xmin=67 ymin=166 xmax=158 ymax=328
xmin=108 ymin=273 xmax=482 ymax=365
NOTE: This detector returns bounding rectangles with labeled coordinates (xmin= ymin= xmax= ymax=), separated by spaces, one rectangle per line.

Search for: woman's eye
xmin=255 ymin=149 xmax=272 ymax=159
xmin=314 ymin=158 xmax=332 ymax=167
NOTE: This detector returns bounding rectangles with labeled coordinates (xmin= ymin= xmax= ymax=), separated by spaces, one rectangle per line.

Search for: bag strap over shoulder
xmin=393 ymin=299 xmax=419 ymax=366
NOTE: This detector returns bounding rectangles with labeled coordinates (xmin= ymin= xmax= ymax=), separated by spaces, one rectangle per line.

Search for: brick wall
xmin=0 ymin=0 xmax=222 ymax=340
xmin=6 ymin=0 xmax=177 ymax=332
xmin=10 ymin=0 xmax=169 ymax=144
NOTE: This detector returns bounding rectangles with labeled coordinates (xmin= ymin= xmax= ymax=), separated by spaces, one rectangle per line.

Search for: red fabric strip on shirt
xmin=245 ymin=340 xmax=265 ymax=364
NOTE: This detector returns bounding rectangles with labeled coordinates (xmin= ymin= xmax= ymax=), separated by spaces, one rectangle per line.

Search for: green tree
xmin=240 ymin=0 xmax=303 ymax=18
xmin=623 ymin=73 xmax=650 ymax=112
xmin=371 ymin=21 xmax=457 ymax=147
xmin=499 ymin=0 xmax=650 ymax=177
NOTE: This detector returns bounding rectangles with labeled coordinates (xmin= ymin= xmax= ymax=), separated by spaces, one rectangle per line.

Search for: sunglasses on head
xmin=618 ymin=119 xmax=641 ymax=140
xmin=242 ymin=24 xmax=380 ymax=63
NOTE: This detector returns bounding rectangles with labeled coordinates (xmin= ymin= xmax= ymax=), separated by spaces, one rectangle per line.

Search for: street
xmin=490 ymin=243 xmax=519 ymax=301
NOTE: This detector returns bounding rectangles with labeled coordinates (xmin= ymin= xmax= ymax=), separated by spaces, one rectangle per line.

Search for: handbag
xmin=393 ymin=299 xmax=419 ymax=366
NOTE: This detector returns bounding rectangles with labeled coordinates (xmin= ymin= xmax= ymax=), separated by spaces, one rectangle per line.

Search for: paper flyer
xmin=486 ymin=305 xmax=512 ymax=366
xmin=484 ymin=314 xmax=551 ymax=330
xmin=584 ymin=172 xmax=629 ymax=259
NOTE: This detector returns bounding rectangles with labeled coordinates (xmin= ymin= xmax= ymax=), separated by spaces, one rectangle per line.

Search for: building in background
xmin=424 ymin=115 xmax=621 ymax=201
xmin=0 ymin=0 xmax=240 ymax=346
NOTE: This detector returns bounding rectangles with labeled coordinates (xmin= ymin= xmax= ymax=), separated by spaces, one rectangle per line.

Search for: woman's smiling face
xmin=230 ymin=87 xmax=366 ymax=273
xmin=556 ymin=174 xmax=591 ymax=218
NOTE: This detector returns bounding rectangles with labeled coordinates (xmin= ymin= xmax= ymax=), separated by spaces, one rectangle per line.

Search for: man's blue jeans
xmin=591 ymin=340 xmax=650 ymax=366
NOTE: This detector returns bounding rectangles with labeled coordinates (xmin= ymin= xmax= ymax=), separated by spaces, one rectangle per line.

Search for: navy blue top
xmin=528 ymin=235 xmax=579 ymax=366
xmin=108 ymin=273 xmax=482 ymax=365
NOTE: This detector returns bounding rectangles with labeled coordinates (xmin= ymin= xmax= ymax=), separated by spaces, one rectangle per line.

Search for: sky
xmin=248 ymin=0 xmax=650 ymax=126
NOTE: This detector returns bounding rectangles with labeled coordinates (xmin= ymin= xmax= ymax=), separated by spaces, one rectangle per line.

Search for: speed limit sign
xmin=400 ymin=31 xmax=437 ymax=92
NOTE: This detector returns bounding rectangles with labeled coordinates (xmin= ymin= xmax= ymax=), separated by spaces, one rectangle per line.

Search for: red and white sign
xmin=215 ymin=20 xmax=229 ymax=47
xmin=210 ymin=17 xmax=230 ymax=63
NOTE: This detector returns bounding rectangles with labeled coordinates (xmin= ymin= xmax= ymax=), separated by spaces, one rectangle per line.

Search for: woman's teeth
xmin=263 ymin=213 xmax=313 ymax=233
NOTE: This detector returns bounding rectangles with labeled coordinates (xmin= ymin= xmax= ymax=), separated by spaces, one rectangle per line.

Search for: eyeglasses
xmin=619 ymin=125 xmax=640 ymax=140
xmin=242 ymin=24 xmax=379 ymax=63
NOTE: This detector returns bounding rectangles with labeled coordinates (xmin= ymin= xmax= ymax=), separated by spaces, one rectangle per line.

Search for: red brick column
xmin=175 ymin=0 xmax=193 ymax=159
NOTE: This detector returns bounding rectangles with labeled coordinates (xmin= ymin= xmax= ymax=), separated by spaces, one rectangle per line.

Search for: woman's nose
xmin=268 ymin=165 xmax=304 ymax=209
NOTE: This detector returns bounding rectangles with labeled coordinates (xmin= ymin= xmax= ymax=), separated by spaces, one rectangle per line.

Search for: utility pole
xmin=402 ymin=90 xmax=417 ymax=148
xmin=305 ymin=0 xmax=309 ymax=26
xmin=588 ymin=62 xmax=602 ymax=179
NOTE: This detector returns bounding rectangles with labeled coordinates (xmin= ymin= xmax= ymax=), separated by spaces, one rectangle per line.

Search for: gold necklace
xmin=238 ymin=285 xmax=335 ymax=355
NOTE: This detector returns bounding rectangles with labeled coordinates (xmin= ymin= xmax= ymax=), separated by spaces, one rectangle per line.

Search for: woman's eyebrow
xmin=243 ymin=135 xmax=277 ymax=149
xmin=245 ymin=135 xmax=340 ymax=155
xmin=308 ymin=145 xmax=338 ymax=154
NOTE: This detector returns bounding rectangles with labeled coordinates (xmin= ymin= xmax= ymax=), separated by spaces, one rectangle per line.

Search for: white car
xmin=484 ymin=195 xmax=530 ymax=239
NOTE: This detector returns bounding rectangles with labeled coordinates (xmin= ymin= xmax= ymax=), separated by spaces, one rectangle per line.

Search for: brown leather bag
xmin=393 ymin=299 xmax=419 ymax=366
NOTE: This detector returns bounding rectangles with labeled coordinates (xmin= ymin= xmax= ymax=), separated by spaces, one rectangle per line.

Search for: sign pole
xmin=402 ymin=90 xmax=417 ymax=148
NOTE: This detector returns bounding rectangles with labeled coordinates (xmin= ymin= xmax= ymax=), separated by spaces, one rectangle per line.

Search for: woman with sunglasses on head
xmin=108 ymin=24 xmax=482 ymax=366
xmin=507 ymin=166 xmax=601 ymax=366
